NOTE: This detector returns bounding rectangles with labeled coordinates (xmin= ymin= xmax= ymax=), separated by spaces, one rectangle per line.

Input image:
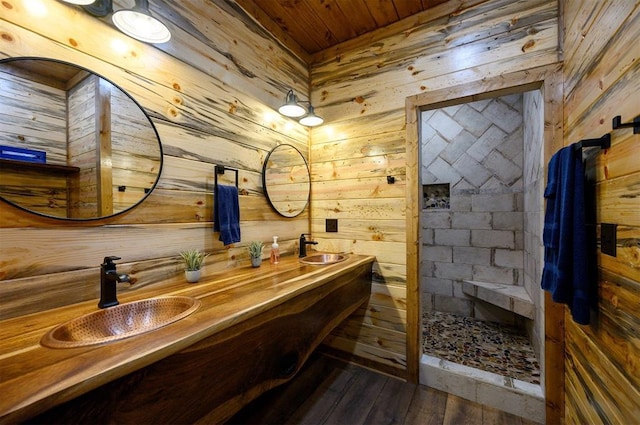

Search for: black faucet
xmin=98 ymin=256 xmax=130 ymax=309
xmin=299 ymin=234 xmax=319 ymax=258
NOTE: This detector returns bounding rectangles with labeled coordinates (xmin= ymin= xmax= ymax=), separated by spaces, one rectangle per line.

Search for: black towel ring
xmin=215 ymin=165 xmax=239 ymax=188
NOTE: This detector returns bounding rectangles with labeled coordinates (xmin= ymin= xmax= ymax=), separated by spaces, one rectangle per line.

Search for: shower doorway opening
xmin=419 ymin=89 xmax=543 ymax=422
xmin=405 ymin=68 xmax=565 ymax=425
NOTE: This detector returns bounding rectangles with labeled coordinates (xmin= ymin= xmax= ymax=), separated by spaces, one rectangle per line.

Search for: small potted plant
xmin=248 ymin=241 xmax=264 ymax=268
xmin=179 ymin=248 xmax=209 ymax=283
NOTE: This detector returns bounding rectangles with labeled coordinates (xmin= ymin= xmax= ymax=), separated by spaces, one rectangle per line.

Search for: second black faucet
xmin=299 ymin=234 xmax=318 ymax=258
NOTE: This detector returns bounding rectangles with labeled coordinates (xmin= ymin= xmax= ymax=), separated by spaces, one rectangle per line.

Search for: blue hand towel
xmin=541 ymin=145 xmax=591 ymax=324
xmin=214 ymin=184 xmax=241 ymax=246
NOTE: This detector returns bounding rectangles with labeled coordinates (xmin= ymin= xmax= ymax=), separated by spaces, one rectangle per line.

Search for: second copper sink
xmin=299 ymin=253 xmax=347 ymax=265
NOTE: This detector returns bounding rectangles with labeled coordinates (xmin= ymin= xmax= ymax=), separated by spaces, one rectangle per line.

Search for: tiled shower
xmin=418 ymin=91 xmax=546 ymax=422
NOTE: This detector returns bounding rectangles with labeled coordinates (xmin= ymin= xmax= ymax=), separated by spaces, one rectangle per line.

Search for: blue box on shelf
xmin=0 ymin=145 xmax=46 ymax=164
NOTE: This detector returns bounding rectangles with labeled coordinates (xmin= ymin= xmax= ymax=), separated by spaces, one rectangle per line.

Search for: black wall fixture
xmin=612 ymin=115 xmax=640 ymax=134
xmin=572 ymin=133 xmax=611 ymax=151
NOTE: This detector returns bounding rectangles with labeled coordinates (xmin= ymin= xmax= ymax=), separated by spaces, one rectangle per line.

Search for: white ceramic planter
xmin=185 ymin=269 xmax=201 ymax=283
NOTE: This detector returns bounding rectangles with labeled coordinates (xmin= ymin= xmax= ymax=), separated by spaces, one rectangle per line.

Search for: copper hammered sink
xmin=41 ymin=296 xmax=201 ymax=348
xmin=299 ymin=253 xmax=347 ymax=265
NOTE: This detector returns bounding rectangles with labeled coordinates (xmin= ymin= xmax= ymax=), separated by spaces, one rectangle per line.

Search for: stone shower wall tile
xmin=453 ymin=247 xmax=492 ymax=265
xmin=422 ymin=211 xmax=452 ymax=228
xmin=471 ymin=230 xmax=515 ymax=249
xmin=435 ymin=229 xmax=471 ymax=246
xmin=472 ymin=265 xmax=515 ymax=285
xmin=423 ymin=245 xmax=453 ymax=262
xmin=495 ymin=249 xmax=525 ymax=268
xmin=471 ymin=193 xmax=517 ymax=212
xmin=494 ymin=212 xmax=524 ymax=230
xmin=452 ymin=212 xmax=493 ymax=229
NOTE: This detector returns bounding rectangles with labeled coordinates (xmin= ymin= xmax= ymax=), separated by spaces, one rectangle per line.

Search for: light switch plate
xmin=326 ymin=219 xmax=338 ymax=232
xmin=601 ymin=223 xmax=617 ymax=257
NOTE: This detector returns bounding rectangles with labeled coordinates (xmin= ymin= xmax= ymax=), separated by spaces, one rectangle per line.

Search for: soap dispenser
xmin=270 ymin=236 xmax=280 ymax=264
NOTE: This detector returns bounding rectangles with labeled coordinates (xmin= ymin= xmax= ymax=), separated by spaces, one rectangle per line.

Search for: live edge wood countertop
xmin=0 ymin=254 xmax=375 ymax=424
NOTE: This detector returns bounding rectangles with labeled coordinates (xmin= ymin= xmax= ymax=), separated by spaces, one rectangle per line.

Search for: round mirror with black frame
xmin=262 ymin=144 xmax=310 ymax=218
xmin=0 ymin=57 xmax=163 ymax=220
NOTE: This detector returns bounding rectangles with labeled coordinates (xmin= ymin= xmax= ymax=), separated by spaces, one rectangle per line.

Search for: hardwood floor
xmin=228 ymin=352 xmax=541 ymax=425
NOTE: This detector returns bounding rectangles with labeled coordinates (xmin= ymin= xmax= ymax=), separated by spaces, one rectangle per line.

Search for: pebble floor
xmin=422 ymin=310 xmax=541 ymax=385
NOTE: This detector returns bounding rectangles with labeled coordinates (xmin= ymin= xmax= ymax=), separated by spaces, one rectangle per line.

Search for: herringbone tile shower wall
xmin=421 ymin=96 xmax=524 ymax=191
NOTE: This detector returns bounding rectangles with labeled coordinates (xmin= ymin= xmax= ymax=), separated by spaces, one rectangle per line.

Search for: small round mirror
xmin=0 ymin=57 xmax=163 ymax=220
xmin=262 ymin=144 xmax=310 ymax=217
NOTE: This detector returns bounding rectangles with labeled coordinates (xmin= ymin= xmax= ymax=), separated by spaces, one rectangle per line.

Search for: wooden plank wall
xmin=0 ymin=0 xmax=309 ymax=318
xmin=67 ymin=74 xmax=99 ymax=218
xmin=562 ymin=1 xmax=640 ymax=423
xmin=0 ymin=68 xmax=67 ymax=163
xmin=310 ymin=0 xmax=559 ymax=378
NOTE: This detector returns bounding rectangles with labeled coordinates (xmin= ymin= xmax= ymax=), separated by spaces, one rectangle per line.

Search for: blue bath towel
xmin=214 ymin=184 xmax=240 ymax=246
xmin=541 ymin=145 xmax=591 ymax=324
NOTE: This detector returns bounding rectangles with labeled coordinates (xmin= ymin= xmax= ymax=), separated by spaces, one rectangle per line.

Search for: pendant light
xmin=278 ymin=89 xmax=324 ymax=126
xmin=298 ymin=105 xmax=324 ymax=127
xmin=278 ymin=90 xmax=306 ymax=118
xmin=112 ymin=0 xmax=171 ymax=44
xmin=61 ymin=0 xmax=171 ymax=44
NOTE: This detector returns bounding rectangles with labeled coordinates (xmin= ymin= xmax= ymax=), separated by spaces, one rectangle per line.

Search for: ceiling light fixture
xmin=61 ymin=0 xmax=171 ymax=44
xmin=278 ymin=89 xmax=324 ymax=127
xmin=278 ymin=89 xmax=306 ymax=118
xmin=298 ymin=105 xmax=324 ymax=127
xmin=112 ymin=0 xmax=171 ymax=44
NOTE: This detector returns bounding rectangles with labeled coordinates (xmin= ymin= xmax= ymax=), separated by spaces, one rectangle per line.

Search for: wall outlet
xmin=326 ymin=219 xmax=338 ymax=232
xmin=601 ymin=223 xmax=617 ymax=257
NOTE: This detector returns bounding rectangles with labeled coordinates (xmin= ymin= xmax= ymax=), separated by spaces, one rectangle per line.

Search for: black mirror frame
xmin=0 ymin=56 xmax=164 ymax=221
xmin=261 ymin=144 xmax=310 ymax=218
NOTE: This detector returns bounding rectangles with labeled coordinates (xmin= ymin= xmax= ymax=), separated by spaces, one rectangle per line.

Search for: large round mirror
xmin=0 ymin=57 xmax=162 ymax=220
xmin=262 ymin=144 xmax=310 ymax=217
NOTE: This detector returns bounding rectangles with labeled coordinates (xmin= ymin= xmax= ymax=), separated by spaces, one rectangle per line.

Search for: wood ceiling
xmin=235 ymin=0 xmax=450 ymax=62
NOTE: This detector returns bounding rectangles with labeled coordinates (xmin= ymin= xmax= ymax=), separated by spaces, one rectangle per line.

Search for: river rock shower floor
xmin=422 ymin=311 xmax=541 ymax=384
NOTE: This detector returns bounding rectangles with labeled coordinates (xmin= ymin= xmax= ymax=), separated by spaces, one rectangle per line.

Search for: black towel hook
xmin=612 ymin=115 xmax=640 ymax=134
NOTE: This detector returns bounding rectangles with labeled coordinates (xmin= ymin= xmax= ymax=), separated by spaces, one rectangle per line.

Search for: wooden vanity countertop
xmin=0 ymin=254 xmax=375 ymax=423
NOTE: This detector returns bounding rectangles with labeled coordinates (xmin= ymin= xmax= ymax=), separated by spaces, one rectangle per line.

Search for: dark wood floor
xmin=228 ymin=352 xmax=541 ymax=425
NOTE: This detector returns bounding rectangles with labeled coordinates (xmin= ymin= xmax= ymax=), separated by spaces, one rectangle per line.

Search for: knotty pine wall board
xmin=312 ymin=0 xmax=558 ymax=123
xmin=350 ymin=300 xmax=408 ymax=333
xmin=0 ymin=186 xmax=304 ymax=228
xmin=563 ymin=0 xmax=640 ymax=422
xmin=562 ymin=1 xmax=638 ymax=98
xmin=331 ymin=317 xmax=407 ymax=354
xmin=0 ymin=19 xmax=308 ymax=148
xmin=310 ymin=218 xmax=406 ymax=243
xmin=312 ymin=178 xmax=406 ymax=203
xmin=596 ymin=175 xmax=640 ymax=227
xmin=1 ymin=218 xmax=307 ymax=278
xmin=563 ymin=7 xmax=640 ymax=141
xmin=311 ymin=131 xmax=407 ymax=161
xmin=323 ymin=333 xmax=408 ymax=371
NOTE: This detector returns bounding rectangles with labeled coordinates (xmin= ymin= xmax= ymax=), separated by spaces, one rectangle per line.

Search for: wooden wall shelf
xmin=0 ymin=158 xmax=80 ymax=174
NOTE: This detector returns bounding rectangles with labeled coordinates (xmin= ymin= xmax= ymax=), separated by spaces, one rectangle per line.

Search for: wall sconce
xmin=61 ymin=0 xmax=171 ymax=44
xmin=278 ymin=89 xmax=324 ymax=127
